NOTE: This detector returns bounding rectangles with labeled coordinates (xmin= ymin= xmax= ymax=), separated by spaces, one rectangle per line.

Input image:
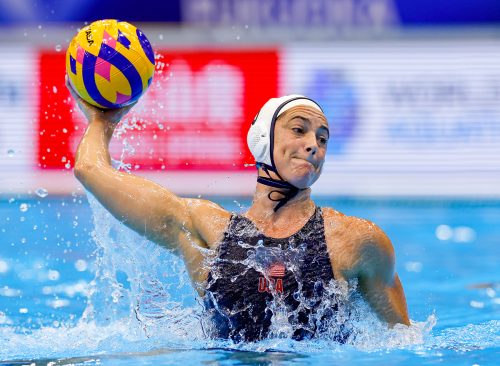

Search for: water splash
xmin=2 ymin=115 xmax=493 ymax=364
xmin=19 ymin=203 xmax=29 ymax=212
xmin=35 ymin=187 xmax=49 ymax=198
xmin=68 ymin=194 xmax=435 ymax=354
xmin=2 ymin=193 xmax=498 ymax=363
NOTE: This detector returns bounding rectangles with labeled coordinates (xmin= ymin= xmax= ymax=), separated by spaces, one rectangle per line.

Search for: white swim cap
xmin=247 ymin=95 xmax=323 ymax=167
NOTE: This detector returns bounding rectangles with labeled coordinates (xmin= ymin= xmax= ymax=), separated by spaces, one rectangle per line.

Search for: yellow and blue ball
xmin=66 ymin=19 xmax=155 ymax=109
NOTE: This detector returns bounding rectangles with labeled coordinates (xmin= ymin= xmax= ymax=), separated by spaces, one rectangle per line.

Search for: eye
xmin=292 ymin=127 xmax=304 ymax=134
xmin=318 ymin=136 xmax=328 ymax=145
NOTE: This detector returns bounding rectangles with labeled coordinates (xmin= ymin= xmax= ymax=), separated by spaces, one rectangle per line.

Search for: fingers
xmin=65 ymin=73 xmax=137 ymax=124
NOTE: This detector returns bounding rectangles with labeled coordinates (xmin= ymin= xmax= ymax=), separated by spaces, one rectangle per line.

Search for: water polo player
xmin=68 ymin=85 xmax=410 ymax=342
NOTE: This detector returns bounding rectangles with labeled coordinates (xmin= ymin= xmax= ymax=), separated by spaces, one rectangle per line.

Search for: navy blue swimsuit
xmin=203 ymin=207 xmax=348 ymax=343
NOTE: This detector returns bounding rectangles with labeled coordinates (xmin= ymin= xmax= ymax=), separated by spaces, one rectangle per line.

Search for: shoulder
xmin=322 ymin=207 xmax=394 ymax=280
xmin=184 ymin=198 xmax=232 ymax=249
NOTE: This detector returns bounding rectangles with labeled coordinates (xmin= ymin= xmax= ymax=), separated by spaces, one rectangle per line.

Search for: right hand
xmin=66 ymin=76 xmax=137 ymax=125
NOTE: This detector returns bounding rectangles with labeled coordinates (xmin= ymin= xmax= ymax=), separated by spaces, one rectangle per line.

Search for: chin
xmin=288 ymin=172 xmax=318 ymax=189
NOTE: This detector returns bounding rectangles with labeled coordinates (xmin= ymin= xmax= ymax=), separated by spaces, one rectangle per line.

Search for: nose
xmin=305 ymin=133 xmax=318 ymax=155
xmin=306 ymin=146 xmax=316 ymax=155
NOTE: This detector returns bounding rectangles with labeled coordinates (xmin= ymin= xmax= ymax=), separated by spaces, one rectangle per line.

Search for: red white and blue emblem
xmin=258 ymin=262 xmax=285 ymax=293
xmin=268 ymin=263 xmax=285 ymax=278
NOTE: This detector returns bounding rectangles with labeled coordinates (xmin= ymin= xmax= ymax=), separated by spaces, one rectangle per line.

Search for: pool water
xmin=0 ymin=196 xmax=499 ymax=365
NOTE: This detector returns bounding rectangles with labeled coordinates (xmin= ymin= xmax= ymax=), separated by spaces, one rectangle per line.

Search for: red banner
xmin=38 ymin=49 xmax=279 ymax=170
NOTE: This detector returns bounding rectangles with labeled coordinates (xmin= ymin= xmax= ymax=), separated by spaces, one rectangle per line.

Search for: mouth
xmin=293 ymin=157 xmax=316 ymax=169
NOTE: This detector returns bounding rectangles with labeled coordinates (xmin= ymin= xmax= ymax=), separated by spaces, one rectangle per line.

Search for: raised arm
xmin=68 ymin=81 xmax=229 ymax=259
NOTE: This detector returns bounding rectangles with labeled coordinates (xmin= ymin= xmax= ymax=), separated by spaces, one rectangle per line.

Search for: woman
xmin=69 ymin=85 xmax=410 ymax=342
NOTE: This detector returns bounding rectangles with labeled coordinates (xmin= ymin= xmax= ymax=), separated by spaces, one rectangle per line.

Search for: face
xmin=272 ymin=105 xmax=329 ymax=189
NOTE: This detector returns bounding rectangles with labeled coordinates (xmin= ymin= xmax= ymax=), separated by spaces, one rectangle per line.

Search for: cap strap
xmin=257 ymin=163 xmax=302 ymax=212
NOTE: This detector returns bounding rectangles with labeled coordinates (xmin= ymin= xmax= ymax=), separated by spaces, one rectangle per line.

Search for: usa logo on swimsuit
xmin=258 ymin=263 xmax=285 ymax=293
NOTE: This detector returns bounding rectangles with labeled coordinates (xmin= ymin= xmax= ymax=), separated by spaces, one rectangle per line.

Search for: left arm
xmin=348 ymin=222 xmax=410 ymax=326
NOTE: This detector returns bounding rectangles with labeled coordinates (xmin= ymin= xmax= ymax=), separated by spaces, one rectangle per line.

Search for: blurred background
xmin=1 ymin=0 xmax=500 ymax=197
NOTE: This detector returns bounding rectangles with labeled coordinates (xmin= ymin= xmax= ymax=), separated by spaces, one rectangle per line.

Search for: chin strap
xmin=256 ymin=163 xmax=302 ymax=212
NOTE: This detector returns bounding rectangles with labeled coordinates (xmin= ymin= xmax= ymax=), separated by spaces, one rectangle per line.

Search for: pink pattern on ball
xmin=102 ymin=30 xmax=117 ymax=49
xmin=115 ymin=92 xmax=131 ymax=105
xmin=94 ymin=57 xmax=112 ymax=81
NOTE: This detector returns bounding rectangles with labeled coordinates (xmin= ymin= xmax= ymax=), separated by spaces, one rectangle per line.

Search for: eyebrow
xmin=290 ymin=116 xmax=330 ymax=137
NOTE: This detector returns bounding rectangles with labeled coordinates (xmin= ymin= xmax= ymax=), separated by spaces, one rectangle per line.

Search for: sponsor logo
xmin=85 ymin=29 xmax=94 ymax=46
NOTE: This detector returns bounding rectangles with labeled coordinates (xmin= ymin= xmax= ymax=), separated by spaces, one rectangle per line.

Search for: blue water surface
xmin=0 ymin=195 xmax=499 ymax=365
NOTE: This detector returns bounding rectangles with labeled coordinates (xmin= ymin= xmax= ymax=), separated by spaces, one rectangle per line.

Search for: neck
xmin=247 ymin=181 xmax=314 ymax=221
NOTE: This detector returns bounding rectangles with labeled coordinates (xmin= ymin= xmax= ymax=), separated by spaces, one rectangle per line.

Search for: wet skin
xmin=69 ymin=82 xmax=410 ymax=327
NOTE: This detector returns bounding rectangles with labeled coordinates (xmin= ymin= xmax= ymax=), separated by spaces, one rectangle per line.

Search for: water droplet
xmin=48 ymin=299 xmax=69 ymax=309
xmin=435 ymin=225 xmax=452 ymax=241
xmin=62 ymin=128 xmax=68 ymax=133
xmin=453 ymin=226 xmax=476 ymax=243
xmin=52 ymin=86 xmax=58 ymax=94
xmin=19 ymin=308 xmax=28 ymax=314
xmin=158 ymin=34 xmax=164 ymax=40
xmin=486 ymin=287 xmax=496 ymax=298
xmin=48 ymin=269 xmax=60 ymax=281
xmin=111 ymin=289 xmax=121 ymax=303
xmin=0 ymin=260 xmax=9 ymax=273
xmin=20 ymin=238 xmax=26 ymax=244
xmin=470 ymin=300 xmax=484 ymax=309
xmin=75 ymin=259 xmax=87 ymax=272
xmin=65 ymin=162 xmax=71 ymax=169
xmin=404 ymin=261 xmax=423 ymax=273
xmin=34 ymin=188 xmax=49 ymax=199
xmin=7 ymin=149 xmax=15 ymax=157
xmin=19 ymin=203 xmax=28 ymax=212
xmin=55 ymin=44 xmax=62 ymax=52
